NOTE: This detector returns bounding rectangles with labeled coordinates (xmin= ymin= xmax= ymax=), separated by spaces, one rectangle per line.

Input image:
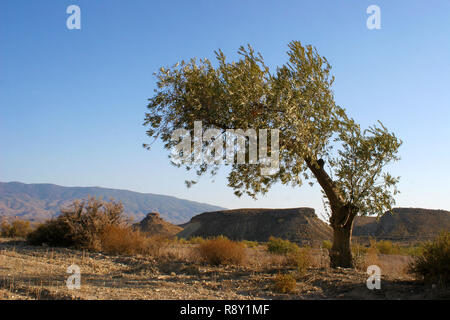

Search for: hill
xmin=177 ymin=207 xmax=332 ymax=245
xmin=0 ymin=182 xmax=225 ymax=224
xmin=133 ymin=212 xmax=183 ymax=237
xmin=353 ymin=208 xmax=450 ymax=242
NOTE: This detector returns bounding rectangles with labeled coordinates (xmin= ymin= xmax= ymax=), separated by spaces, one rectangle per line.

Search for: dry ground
xmin=0 ymin=238 xmax=447 ymax=300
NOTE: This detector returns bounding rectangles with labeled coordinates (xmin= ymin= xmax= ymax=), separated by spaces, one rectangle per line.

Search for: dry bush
xmin=246 ymin=247 xmax=287 ymax=270
xmin=364 ymin=246 xmax=380 ymax=269
xmin=100 ymin=225 xmax=149 ymax=255
xmin=273 ymin=273 xmax=297 ymax=293
xmin=409 ymin=232 xmax=450 ymax=285
xmin=146 ymin=235 xmax=171 ymax=257
xmin=286 ymin=248 xmax=312 ymax=276
xmin=161 ymin=243 xmax=197 ymax=262
xmin=198 ymin=236 xmax=246 ymax=265
xmin=353 ymin=241 xmax=380 ymax=270
xmin=1 ymin=219 xmax=33 ymax=238
xmin=352 ymin=242 xmax=368 ymax=269
xmin=188 ymin=236 xmax=206 ymax=244
xmin=267 ymin=237 xmax=300 ymax=255
xmin=27 ymin=219 xmax=73 ymax=247
xmin=27 ymin=197 xmax=126 ymax=250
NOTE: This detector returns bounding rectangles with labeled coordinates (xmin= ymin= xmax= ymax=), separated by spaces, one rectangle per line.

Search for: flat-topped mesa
xmin=177 ymin=207 xmax=332 ymax=245
xmin=353 ymin=207 xmax=450 ymax=242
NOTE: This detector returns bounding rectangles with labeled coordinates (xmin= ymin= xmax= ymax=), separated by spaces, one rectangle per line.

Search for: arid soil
xmin=0 ymin=238 xmax=447 ymax=300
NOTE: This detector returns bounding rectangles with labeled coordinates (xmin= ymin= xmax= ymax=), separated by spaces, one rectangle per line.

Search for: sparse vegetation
xmin=409 ymin=231 xmax=450 ymax=285
xmin=198 ymin=236 xmax=246 ymax=265
xmin=26 ymin=219 xmax=73 ymax=247
xmin=267 ymin=237 xmax=300 ymax=255
xmin=273 ymin=273 xmax=297 ymax=293
xmin=1 ymin=219 xmax=33 ymax=238
xmin=188 ymin=236 xmax=206 ymax=245
xmin=286 ymin=248 xmax=312 ymax=276
xmin=99 ymin=225 xmax=149 ymax=255
xmin=27 ymin=197 xmax=127 ymax=251
xmin=242 ymin=240 xmax=259 ymax=248
xmin=322 ymin=240 xmax=332 ymax=251
xmin=371 ymin=240 xmax=400 ymax=255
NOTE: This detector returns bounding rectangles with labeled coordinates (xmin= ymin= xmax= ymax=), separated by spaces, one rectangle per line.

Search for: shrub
xmin=27 ymin=197 xmax=126 ymax=250
xmin=372 ymin=240 xmax=401 ymax=255
xmin=273 ymin=273 xmax=297 ymax=293
xmin=286 ymin=248 xmax=312 ymax=276
xmin=27 ymin=219 xmax=73 ymax=247
xmin=402 ymin=244 xmax=424 ymax=257
xmin=1 ymin=219 xmax=33 ymax=238
xmin=321 ymin=240 xmax=332 ymax=251
xmin=409 ymin=232 xmax=450 ymax=285
xmin=100 ymin=225 xmax=149 ymax=255
xmin=242 ymin=240 xmax=259 ymax=248
xmin=146 ymin=235 xmax=171 ymax=257
xmin=267 ymin=237 xmax=300 ymax=255
xmin=198 ymin=236 xmax=246 ymax=265
xmin=352 ymin=242 xmax=368 ymax=269
xmin=188 ymin=236 xmax=206 ymax=244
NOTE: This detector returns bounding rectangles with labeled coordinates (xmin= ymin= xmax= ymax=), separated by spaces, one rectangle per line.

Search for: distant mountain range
xmin=0 ymin=182 xmax=225 ymax=224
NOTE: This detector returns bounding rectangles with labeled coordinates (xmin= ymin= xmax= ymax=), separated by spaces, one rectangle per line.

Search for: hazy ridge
xmin=0 ymin=181 xmax=225 ymax=224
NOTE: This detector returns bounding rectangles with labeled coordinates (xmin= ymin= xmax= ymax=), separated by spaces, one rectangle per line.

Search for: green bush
xmin=372 ymin=240 xmax=401 ymax=255
xmin=286 ymin=248 xmax=312 ymax=276
xmin=401 ymin=244 xmax=424 ymax=257
xmin=242 ymin=240 xmax=259 ymax=248
xmin=267 ymin=237 xmax=300 ymax=255
xmin=321 ymin=240 xmax=332 ymax=251
xmin=409 ymin=232 xmax=450 ymax=285
xmin=188 ymin=236 xmax=206 ymax=244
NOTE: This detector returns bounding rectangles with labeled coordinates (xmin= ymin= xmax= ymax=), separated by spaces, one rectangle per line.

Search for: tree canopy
xmin=144 ymin=41 xmax=401 ymax=218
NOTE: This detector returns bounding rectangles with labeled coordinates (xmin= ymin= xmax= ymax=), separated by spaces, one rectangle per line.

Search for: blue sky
xmin=1 ymin=0 xmax=449 ymax=219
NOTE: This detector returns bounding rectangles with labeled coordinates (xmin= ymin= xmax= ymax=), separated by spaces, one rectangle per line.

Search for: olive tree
xmin=144 ymin=41 xmax=401 ymax=268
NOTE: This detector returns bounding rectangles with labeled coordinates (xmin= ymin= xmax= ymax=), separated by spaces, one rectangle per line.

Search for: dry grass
xmin=1 ymin=238 xmax=446 ymax=300
xmin=99 ymin=225 xmax=149 ymax=256
xmin=198 ymin=237 xmax=246 ymax=266
xmin=272 ymin=273 xmax=296 ymax=293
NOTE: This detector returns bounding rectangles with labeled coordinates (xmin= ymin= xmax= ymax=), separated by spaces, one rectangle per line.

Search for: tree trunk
xmin=330 ymin=217 xmax=354 ymax=268
xmin=304 ymin=157 xmax=358 ymax=268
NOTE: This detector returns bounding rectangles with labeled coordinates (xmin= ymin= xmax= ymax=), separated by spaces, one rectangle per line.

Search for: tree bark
xmin=304 ymin=157 xmax=357 ymax=268
xmin=329 ymin=205 xmax=356 ymax=268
